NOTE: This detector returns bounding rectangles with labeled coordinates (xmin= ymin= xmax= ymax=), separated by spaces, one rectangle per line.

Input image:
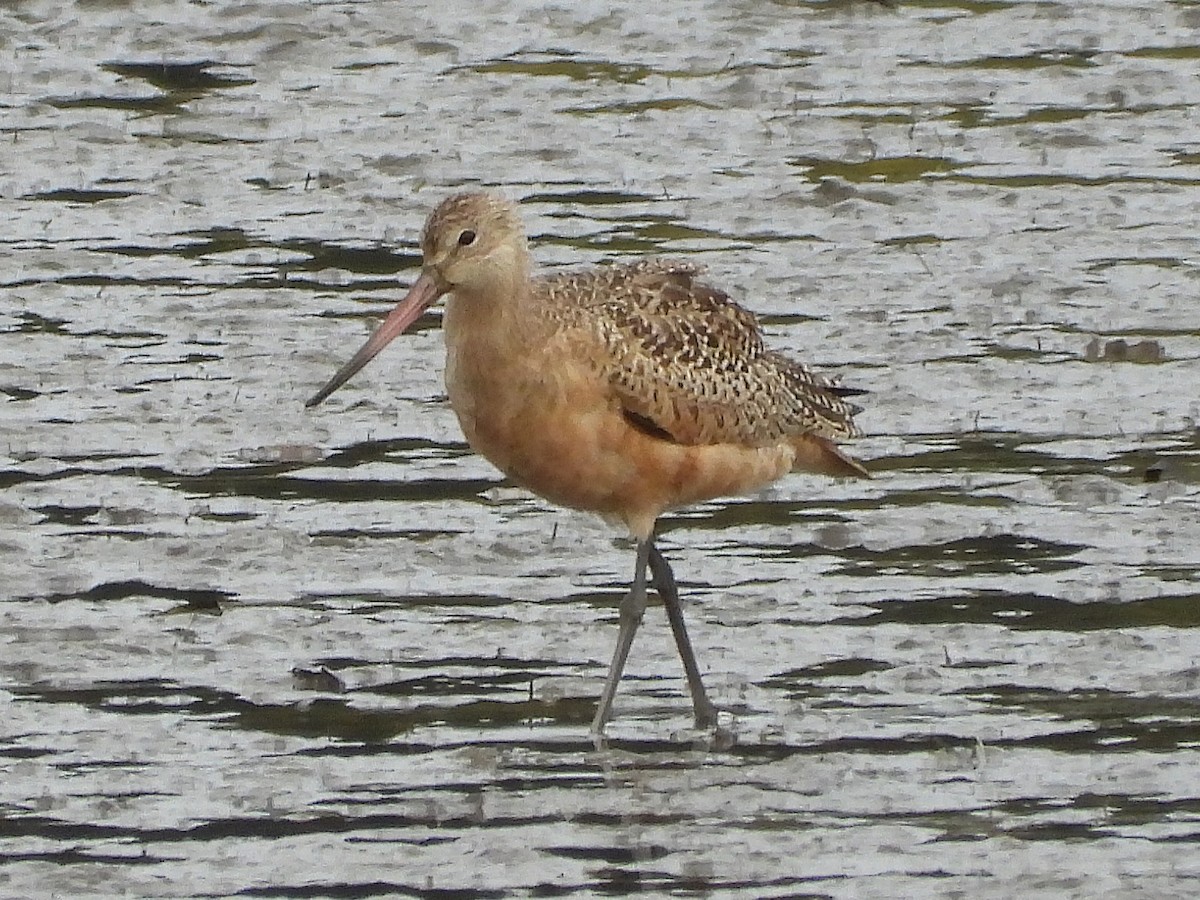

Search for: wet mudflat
xmin=2 ymin=0 xmax=1200 ymax=896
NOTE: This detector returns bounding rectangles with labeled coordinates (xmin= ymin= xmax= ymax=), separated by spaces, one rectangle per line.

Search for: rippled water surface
xmin=3 ymin=0 xmax=1200 ymax=897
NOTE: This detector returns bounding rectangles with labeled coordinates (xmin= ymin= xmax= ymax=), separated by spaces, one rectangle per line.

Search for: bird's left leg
xmin=591 ymin=537 xmax=653 ymax=733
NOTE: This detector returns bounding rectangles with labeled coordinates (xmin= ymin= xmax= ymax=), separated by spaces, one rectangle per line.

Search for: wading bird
xmin=307 ymin=192 xmax=867 ymax=733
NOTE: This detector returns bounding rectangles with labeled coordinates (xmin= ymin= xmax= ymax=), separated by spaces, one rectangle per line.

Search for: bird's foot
xmin=693 ymin=699 xmax=720 ymax=731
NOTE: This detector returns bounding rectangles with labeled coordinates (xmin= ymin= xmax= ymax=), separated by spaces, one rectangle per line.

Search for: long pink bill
xmin=306 ymin=270 xmax=445 ymax=408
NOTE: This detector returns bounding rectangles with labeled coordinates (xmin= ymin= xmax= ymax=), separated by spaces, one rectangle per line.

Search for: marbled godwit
xmin=307 ymin=192 xmax=868 ymax=733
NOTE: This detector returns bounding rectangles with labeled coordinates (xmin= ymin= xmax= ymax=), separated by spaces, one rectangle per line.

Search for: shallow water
xmin=2 ymin=0 xmax=1200 ymax=897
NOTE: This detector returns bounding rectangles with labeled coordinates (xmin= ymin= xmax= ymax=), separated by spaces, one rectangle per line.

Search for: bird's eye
xmin=457 ymin=229 xmax=477 ymax=247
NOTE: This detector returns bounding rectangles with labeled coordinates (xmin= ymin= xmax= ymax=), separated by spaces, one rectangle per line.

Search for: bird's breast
xmin=441 ymin=311 xmax=796 ymax=538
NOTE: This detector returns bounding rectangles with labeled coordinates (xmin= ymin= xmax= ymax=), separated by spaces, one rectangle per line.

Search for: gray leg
xmin=648 ymin=543 xmax=718 ymax=730
xmin=591 ymin=538 xmax=652 ymax=733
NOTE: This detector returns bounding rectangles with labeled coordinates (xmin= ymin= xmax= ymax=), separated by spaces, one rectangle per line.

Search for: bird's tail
xmin=792 ymin=434 xmax=870 ymax=479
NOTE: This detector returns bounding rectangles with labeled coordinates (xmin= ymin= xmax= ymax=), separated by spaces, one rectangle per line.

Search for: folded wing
xmin=538 ymin=260 xmax=863 ymax=448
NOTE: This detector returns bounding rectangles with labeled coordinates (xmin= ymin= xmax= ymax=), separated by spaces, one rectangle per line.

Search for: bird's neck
xmin=442 ymin=255 xmax=548 ymax=351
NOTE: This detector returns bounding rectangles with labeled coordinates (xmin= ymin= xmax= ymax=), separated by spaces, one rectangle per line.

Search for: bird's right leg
xmin=591 ymin=538 xmax=652 ymax=734
xmin=647 ymin=542 xmax=718 ymax=730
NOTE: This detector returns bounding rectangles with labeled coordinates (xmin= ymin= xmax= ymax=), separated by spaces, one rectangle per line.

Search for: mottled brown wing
xmin=537 ymin=260 xmax=861 ymax=446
